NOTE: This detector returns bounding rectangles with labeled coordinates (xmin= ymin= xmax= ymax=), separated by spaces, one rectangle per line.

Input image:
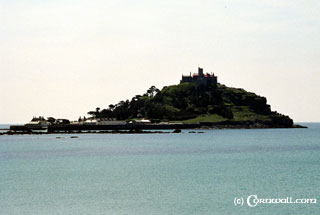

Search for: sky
xmin=0 ymin=0 xmax=319 ymax=123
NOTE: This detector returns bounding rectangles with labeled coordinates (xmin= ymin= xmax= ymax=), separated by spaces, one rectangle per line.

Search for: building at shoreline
xmin=180 ymin=67 xmax=217 ymax=87
xmin=24 ymin=116 xmax=48 ymax=129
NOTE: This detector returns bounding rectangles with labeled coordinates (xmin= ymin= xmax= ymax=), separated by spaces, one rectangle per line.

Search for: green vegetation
xmin=87 ymin=83 xmax=293 ymax=127
xmin=230 ymin=106 xmax=271 ymax=122
xmin=179 ymin=114 xmax=226 ymax=124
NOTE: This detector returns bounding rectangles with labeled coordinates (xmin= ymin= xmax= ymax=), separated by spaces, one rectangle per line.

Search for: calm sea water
xmin=0 ymin=123 xmax=319 ymax=214
xmin=0 ymin=124 xmax=10 ymax=129
xmin=0 ymin=124 xmax=10 ymax=133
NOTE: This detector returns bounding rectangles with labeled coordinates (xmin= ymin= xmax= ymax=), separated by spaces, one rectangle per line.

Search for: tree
xmin=87 ymin=111 xmax=96 ymax=118
xmin=47 ymin=117 xmax=56 ymax=124
xmin=146 ymin=86 xmax=159 ymax=97
xmin=96 ymin=107 xmax=100 ymax=118
xmin=109 ymin=104 xmax=115 ymax=111
xmin=87 ymin=107 xmax=101 ymax=118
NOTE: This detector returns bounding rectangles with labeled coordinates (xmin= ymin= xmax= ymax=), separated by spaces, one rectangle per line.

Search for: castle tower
xmin=198 ymin=67 xmax=204 ymax=77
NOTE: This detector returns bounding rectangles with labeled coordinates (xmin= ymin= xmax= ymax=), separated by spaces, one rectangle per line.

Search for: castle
xmin=180 ymin=67 xmax=218 ymax=87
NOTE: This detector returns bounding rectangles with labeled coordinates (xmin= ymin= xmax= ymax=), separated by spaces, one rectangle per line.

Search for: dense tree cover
xmin=87 ymin=83 xmax=293 ymax=126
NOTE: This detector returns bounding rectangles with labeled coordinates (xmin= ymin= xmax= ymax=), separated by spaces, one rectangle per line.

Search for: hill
xmin=88 ymin=83 xmax=296 ymax=128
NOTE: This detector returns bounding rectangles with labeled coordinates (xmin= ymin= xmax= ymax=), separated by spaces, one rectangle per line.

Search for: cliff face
xmin=93 ymin=83 xmax=294 ymax=128
xmin=215 ymin=84 xmax=293 ymax=127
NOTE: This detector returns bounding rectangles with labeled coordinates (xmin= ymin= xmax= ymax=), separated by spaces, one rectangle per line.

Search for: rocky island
xmin=7 ymin=67 xmax=305 ymax=134
xmin=81 ymin=67 xmax=302 ymax=129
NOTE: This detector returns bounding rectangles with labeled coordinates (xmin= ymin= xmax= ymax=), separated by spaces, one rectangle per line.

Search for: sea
xmin=0 ymin=123 xmax=319 ymax=215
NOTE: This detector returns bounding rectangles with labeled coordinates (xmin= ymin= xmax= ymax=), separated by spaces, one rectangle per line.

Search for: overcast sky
xmin=0 ymin=0 xmax=319 ymax=123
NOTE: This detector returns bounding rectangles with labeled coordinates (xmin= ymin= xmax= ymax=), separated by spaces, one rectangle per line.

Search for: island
xmin=7 ymin=67 xmax=305 ymax=134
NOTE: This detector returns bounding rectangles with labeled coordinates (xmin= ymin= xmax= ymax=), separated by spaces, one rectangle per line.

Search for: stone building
xmin=180 ymin=67 xmax=217 ymax=87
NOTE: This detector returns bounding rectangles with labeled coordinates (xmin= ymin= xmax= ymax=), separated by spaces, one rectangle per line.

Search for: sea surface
xmin=0 ymin=124 xmax=10 ymax=133
xmin=0 ymin=123 xmax=319 ymax=214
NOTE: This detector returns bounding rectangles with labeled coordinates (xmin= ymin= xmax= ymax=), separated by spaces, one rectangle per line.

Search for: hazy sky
xmin=1 ymin=0 xmax=319 ymax=123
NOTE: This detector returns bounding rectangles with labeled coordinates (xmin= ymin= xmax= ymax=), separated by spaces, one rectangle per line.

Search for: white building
xmin=25 ymin=117 xmax=48 ymax=129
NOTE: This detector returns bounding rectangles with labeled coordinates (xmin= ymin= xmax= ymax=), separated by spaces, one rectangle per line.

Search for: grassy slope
xmin=178 ymin=108 xmax=271 ymax=124
xmin=230 ymin=106 xmax=270 ymax=121
xmin=178 ymin=114 xmax=226 ymax=124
